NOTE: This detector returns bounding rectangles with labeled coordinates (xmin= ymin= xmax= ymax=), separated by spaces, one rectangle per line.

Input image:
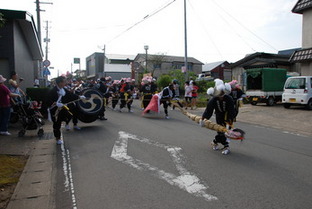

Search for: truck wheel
xmin=283 ymin=103 xmax=291 ymax=109
xmin=306 ymin=99 xmax=312 ymax=110
xmin=266 ymin=97 xmax=275 ymax=106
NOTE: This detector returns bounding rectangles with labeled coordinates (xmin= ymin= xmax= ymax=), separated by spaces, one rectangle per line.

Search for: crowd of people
xmin=1 ymin=72 xmax=245 ymax=154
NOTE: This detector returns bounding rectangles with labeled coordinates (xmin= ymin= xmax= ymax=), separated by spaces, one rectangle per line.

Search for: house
xmin=85 ymin=53 xmax=134 ymax=79
xmin=289 ymin=0 xmax=312 ymax=75
xmin=202 ymin=61 xmax=231 ymax=80
xmin=229 ymin=51 xmax=297 ymax=88
xmin=0 ymin=9 xmax=43 ymax=90
xmin=133 ymin=54 xmax=203 ymax=78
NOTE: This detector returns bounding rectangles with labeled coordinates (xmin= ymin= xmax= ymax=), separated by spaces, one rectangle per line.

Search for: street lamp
xmin=144 ymin=45 xmax=149 ymax=72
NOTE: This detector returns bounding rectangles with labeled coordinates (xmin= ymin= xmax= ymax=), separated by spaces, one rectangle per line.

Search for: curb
xmin=6 ymin=129 xmax=56 ymax=209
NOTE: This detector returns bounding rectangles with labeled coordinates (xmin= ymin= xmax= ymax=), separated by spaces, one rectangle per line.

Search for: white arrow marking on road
xmin=111 ymin=131 xmax=218 ymax=201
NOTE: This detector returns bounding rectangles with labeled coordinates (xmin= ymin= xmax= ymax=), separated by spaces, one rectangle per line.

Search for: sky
xmin=1 ymin=0 xmax=302 ymax=78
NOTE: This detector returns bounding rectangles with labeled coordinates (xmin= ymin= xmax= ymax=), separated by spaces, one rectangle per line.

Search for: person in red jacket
xmin=0 ymin=75 xmax=20 ymax=135
xmin=191 ymin=82 xmax=199 ymax=110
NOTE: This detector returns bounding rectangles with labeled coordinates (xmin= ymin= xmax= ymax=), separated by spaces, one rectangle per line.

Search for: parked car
xmin=196 ymin=74 xmax=214 ymax=81
xmin=282 ymin=76 xmax=312 ymax=110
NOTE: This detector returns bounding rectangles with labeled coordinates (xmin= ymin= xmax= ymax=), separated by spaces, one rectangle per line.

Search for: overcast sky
xmin=2 ymin=0 xmax=302 ymax=77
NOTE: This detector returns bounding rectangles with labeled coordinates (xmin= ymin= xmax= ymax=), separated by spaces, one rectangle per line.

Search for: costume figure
xmin=46 ymin=76 xmax=85 ymax=145
xmin=203 ymin=79 xmax=235 ymax=155
xmin=229 ymin=80 xmax=245 ymax=120
xmin=97 ymin=77 xmax=108 ymax=120
xmin=119 ymin=78 xmax=133 ymax=112
xmin=172 ymin=80 xmax=183 ymax=110
xmin=160 ymin=84 xmax=174 ymax=119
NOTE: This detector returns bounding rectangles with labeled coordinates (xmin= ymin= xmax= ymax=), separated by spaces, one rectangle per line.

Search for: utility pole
xmin=184 ymin=0 xmax=188 ymax=80
xmin=35 ymin=0 xmax=52 ymax=85
xmin=35 ymin=0 xmax=42 ymax=47
xmin=103 ymin=45 xmax=106 ymax=77
xmin=44 ymin=21 xmax=50 ymax=60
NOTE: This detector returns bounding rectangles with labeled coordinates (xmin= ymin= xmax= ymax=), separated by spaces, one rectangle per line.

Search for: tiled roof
xmin=292 ymin=0 xmax=312 ymax=14
xmin=289 ymin=48 xmax=312 ymax=62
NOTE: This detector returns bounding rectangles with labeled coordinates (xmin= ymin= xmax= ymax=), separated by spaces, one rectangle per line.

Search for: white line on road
xmin=111 ymin=131 xmax=218 ymax=202
xmin=61 ymin=139 xmax=78 ymax=209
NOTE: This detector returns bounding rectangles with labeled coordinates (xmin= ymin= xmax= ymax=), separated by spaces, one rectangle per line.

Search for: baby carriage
xmin=11 ymin=97 xmax=45 ymax=137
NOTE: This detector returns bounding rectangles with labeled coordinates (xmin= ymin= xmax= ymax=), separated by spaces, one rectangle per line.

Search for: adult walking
xmin=184 ymin=81 xmax=192 ymax=109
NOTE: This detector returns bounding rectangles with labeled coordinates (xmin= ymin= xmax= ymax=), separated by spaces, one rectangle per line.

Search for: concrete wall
xmin=13 ymin=21 xmax=35 ymax=90
xmin=301 ymin=62 xmax=312 ymax=75
xmin=302 ymin=10 xmax=312 ymax=48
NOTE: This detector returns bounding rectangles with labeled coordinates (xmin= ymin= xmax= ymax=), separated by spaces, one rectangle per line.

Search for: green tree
xmin=157 ymin=74 xmax=172 ymax=90
xmin=169 ymin=69 xmax=196 ymax=88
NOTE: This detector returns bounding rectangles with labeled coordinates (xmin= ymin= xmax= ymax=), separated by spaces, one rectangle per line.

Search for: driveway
xmin=236 ymin=103 xmax=312 ymax=137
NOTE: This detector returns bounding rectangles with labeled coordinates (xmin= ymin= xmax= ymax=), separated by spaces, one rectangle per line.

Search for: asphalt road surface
xmin=55 ymin=101 xmax=312 ymax=209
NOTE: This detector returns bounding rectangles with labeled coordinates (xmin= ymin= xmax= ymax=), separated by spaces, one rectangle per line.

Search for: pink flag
xmin=143 ymin=94 xmax=160 ymax=114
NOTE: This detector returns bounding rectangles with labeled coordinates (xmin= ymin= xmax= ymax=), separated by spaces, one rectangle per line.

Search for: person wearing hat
xmin=229 ymin=80 xmax=245 ymax=121
xmin=109 ymin=80 xmax=120 ymax=110
xmin=0 ymin=75 xmax=21 ymax=135
xmin=118 ymin=78 xmax=133 ymax=112
xmin=202 ymin=79 xmax=235 ymax=155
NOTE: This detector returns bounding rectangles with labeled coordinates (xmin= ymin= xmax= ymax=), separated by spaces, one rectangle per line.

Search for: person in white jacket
xmin=184 ymin=81 xmax=192 ymax=109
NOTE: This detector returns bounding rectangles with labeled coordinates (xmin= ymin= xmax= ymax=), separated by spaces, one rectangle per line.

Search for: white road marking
xmin=111 ymin=131 xmax=218 ymax=201
xmin=61 ymin=137 xmax=78 ymax=209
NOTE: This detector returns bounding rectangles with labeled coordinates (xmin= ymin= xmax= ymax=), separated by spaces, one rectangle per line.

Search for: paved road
xmin=55 ymin=101 xmax=312 ymax=209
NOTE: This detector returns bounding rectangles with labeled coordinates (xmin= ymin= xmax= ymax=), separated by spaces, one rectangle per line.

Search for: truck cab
xmin=282 ymin=76 xmax=312 ymax=110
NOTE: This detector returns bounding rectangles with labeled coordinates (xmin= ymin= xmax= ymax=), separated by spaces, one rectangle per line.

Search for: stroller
xmin=10 ymin=96 xmax=45 ymax=137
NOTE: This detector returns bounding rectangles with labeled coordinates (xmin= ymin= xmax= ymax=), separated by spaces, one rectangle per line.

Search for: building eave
xmin=289 ymin=47 xmax=312 ymax=63
xmin=292 ymin=0 xmax=312 ymax=14
xmin=0 ymin=9 xmax=43 ymax=60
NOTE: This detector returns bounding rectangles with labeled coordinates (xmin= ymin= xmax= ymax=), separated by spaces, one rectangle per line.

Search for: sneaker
xmin=211 ymin=141 xmax=219 ymax=150
xmin=65 ymin=124 xmax=70 ymax=131
xmin=128 ymin=109 xmax=133 ymax=113
xmin=73 ymin=125 xmax=81 ymax=130
xmin=165 ymin=116 xmax=170 ymax=119
xmin=56 ymin=139 xmax=63 ymax=145
xmin=0 ymin=131 xmax=11 ymax=136
xmin=119 ymin=108 xmax=122 ymax=112
xmin=221 ymin=147 xmax=230 ymax=155
xmin=99 ymin=117 xmax=108 ymax=120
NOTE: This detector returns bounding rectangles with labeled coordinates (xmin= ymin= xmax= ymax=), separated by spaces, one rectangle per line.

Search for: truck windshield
xmin=284 ymin=78 xmax=306 ymax=89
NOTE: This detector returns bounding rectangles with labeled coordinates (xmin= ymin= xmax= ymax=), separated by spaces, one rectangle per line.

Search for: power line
xmin=108 ymin=0 xmax=176 ymax=43
xmin=210 ymin=0 xmax=278 ymax=52
xmin=187 ymin=0 xmax=224 ymax=59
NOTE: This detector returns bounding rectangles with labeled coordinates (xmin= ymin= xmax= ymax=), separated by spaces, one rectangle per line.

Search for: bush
xmin=196 ymin=80 xmax=215 ymax=93
xmin=157 ymin=74 xmax=172 ymax=90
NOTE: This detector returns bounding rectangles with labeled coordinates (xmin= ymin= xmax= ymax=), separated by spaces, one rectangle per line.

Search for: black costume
xmin=202 ymin=95 xmax=235 ymax=148
xmin=109 ymin=85 xmax=119 ymax=109
xmin=97 ymin=81 xmax=108 ymax=120
xmin=229 ymin=88 xmax=244 ymax=119
xmin=119 ymin=82 xmax=133 ymax=111
xmin=46 ymin=86 xmax=79 ymax=140
xmin=141 ymin=84 xmax=153 ymax=109
xmin=160 ymin=86 xmax=173 ymax=117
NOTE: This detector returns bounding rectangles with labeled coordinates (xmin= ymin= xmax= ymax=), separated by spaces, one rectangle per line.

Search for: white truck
xmin=282 ymin=76 xmax=312 ymax=110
